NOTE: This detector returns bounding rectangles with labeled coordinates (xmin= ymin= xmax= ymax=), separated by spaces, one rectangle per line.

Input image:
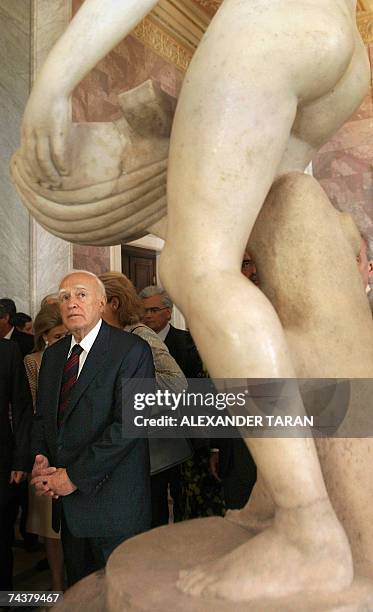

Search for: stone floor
xmin=4 ymin=531 xmax=57 ymax=611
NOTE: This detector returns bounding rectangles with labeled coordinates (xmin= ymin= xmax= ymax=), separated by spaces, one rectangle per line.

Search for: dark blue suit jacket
xmin=31 ymin=321 xmax=154 ymax=538
xmin=0 ymin=339 xmax=33 ymax=474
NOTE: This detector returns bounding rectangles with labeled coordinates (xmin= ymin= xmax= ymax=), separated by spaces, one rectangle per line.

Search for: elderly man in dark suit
xmin=0 ymin=334 xmax=33 ymax=590
xmin=139 ymin=286 xmax=203 ymax=378
xmin=31 ymin=270 xmax=154 ymax=586
xmin=139 ymin=286 xmax=203 ymax=522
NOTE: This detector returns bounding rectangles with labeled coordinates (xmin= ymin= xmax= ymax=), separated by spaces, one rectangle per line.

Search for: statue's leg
xmin=159 ymin=7 xmax=352 ymax=603
xmin=224 ymin=474 xmax=275 ymax=532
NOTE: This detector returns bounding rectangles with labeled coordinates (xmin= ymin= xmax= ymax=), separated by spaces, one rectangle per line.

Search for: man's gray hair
xmin=59 ymin=270 xmax=106 ymax=298
xmin=139 ymin=285 xmax=173 ymax=309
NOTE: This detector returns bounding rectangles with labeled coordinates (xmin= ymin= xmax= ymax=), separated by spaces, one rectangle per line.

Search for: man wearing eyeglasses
xmin=139 ymin=286 xmax=203 ymax=379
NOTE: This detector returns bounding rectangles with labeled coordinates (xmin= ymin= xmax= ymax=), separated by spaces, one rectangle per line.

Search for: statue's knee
xmin=159 ymin=248 xmax=199 ymax=310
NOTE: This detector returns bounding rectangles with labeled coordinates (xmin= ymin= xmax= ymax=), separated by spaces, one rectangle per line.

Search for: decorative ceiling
xmin=189 ymin=0 xmax=221 ymax=17
xmin=136 ymin=0 xmax=373 ymax=71
xmin=74 ymin=0 xmax=373 ymax=71
xmin=358 ymin=0 xmax=373 ymax=11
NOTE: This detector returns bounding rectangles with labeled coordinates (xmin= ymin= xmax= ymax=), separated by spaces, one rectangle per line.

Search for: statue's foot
xmin=224 ymin=507 xmax=272 ymax=533
xmin=178 ymin=499 xmax=353 ymax=602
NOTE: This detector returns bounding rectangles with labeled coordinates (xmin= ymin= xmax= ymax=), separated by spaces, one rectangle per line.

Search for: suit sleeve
xmin=184 ymin=332 xmax=204 ymax=378
xmin=10 ymin=344 xmax=33 ymax=471
xmin=31 ymin=352 xmax=51 ymax=461
xmin=66 ymin=340 xmax=155 ymax=495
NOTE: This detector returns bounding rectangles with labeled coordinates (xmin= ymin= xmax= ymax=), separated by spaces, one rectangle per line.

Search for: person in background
xmin=99 ymin=272 xmax=189 ymax=527
xmin=40 ymin=293 xmax=60 ymax=308
xmin=357 ymin=234 xmax=373 ymax=296
xmin=0 ymin=298 xmax=34 ymax=357
xmin=241 ymin=251 xmax=259 ymax=285
xmin=0 ymin=298 xmax=36 ymax=554
xmin=139 ymin=286 xmax=203 ymax=379
xmin=139 ymin=286 xmax=223 ymax=520
xmin=0 ymin=311 xmax=33 ymax=590
xmin=24 ymin=303 xmax=67 ymax=591
xmin=14 ymin=313 xmax=33 ymax=336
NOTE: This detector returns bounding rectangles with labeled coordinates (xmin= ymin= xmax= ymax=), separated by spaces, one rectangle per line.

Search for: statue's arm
xmin=20 ymin=0 xmax=159 ymax=186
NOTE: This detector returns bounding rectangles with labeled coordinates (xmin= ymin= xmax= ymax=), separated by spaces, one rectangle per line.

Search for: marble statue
xmin=11 ymin=0 xmax=373 ymax=607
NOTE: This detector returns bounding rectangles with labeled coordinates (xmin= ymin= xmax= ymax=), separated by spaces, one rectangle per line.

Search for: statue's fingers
xmin=22 ymin=133 xmax=40 ymax=183
xmin=35 ymin=135 xmax=62 ymax=186
xmin=51 ymin=128 xmax=70 ymax=177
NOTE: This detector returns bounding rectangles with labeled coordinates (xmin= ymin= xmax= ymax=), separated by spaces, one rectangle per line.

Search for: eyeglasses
xmin=144 ymin=307 xmax=169 ymax=314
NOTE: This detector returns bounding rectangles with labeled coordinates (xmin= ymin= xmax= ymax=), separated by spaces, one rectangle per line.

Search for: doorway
xmin=121 ymin=245 xmax=157 ymax=292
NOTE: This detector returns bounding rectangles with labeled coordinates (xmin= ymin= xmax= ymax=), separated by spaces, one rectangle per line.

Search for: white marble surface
xmin=30 ymin=222 xmax=72 ymax=317
xmin=0 ymin=1 xmax=32 ymax=312
xmin=0 ymin=0 xmax=73 ymax=315
xmin=29 ymin=0 xmax=72 ymax=316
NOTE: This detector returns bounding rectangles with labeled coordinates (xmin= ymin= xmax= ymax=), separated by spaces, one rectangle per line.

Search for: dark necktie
xmin=58 ymin=344 xmax=83 ymax=426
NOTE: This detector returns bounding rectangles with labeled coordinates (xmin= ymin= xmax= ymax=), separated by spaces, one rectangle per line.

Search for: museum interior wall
xmin=0 ymin=0 xmax=72 ymax=316
xmin=0 ymin=1 xmax=31 ymax=312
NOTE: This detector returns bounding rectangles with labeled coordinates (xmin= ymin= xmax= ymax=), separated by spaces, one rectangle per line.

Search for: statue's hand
xmin=20 ymin=85 xmax=71 ymax=188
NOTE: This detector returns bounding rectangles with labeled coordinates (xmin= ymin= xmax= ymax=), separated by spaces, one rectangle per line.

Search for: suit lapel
xmin=60 ymin=322 xmax=110 ymax=425
xmin=49 ymin=336 xmax=71 ymax=429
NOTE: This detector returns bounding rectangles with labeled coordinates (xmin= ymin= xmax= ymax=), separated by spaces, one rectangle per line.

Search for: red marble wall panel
xmin=71 ymin=0 xmax=183 ymax=270
xmin=72 ymin=0 xmax=183 ymax=123
xmin=313 ymin=43 xmax=373 ymax=241
xmin=73 ymin=245 xmax=111 ymax=276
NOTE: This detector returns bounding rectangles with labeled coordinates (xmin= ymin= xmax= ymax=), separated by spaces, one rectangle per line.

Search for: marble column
xmin=0 ymin=0 xmax=73 ymax=316
xmin=0 ymin=1 xmax=32 ymax=312
xmin=29 ymin=0 xmax=72 ymax=316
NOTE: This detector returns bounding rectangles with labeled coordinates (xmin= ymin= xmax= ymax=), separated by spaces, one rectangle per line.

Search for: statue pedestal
xmin=56 ymin=517 xmax=373 ymax=611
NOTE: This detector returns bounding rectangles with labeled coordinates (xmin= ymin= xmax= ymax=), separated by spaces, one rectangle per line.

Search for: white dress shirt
xmin=67 ymin=319 xmax=102 ymax=377
xmin=4 ymin=327 xmax=14 ymax=340
xmin=157 ymin=323 xmax=170 ymax=342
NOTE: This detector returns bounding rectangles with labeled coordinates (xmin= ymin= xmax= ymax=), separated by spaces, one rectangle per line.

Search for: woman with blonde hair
xmin=99 ymin=272 xmax=186 ymax=393
xmin=24 ymin=302 xmax=67 ymax=591
xmin=99 ymin=272 xmax=190 ymax=527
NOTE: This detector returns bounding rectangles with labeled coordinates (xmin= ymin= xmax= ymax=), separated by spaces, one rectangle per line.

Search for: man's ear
xmin=110 ymin=296 xmax=120 ymax=311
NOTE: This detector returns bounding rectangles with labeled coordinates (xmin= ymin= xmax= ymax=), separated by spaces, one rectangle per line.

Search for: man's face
xmin=141 ymin=294 xmax=171 ymax=333
xmin=241 ymin=251 xmax=259 ymax=285
xmin=59 ymin=273 xmax=106 ymax=339
xmin=357 ymin=239 xmax=373 ymax=292
xmin=21 ymin=321 xmax=33 ymax=335
xmin=0 ymin=314 xmax=11 ymax=338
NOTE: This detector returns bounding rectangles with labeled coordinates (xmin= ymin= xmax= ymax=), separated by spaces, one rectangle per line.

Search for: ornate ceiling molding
xmin=132 ymin=16 xmax=193 ymax=71
xmin=132 ymin=0 xmax=212 ymax=72
xmin=357 ymin=0 xmax=373 ymax=11
xmin=141 ymin=1 xmax=373 ymax=71
xmin=190 ymin=0 xmax=221 ymax=17
xmin=357 ymin=10 xmax=373 ymax=43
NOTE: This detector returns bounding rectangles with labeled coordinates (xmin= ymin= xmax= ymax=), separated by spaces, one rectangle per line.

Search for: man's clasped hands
xmin=31 ymin=454 xmax=77 ymax=498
